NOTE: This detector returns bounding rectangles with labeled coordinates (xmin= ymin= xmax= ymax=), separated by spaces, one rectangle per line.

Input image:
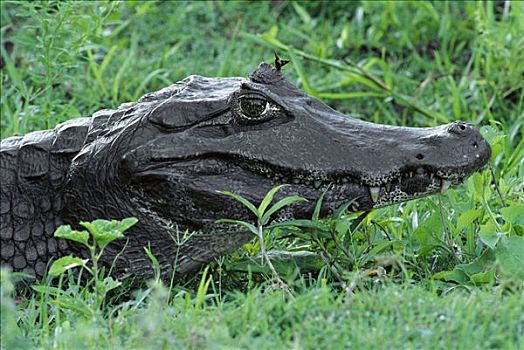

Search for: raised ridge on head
xmin=249 ymin=62 xmax=285 ymax=85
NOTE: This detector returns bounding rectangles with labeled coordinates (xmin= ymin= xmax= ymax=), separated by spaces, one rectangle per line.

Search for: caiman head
xmin=83 ymin=61 xmax=489 ymax=228
xmin=65 ymin=61 xmax=490 ymax=276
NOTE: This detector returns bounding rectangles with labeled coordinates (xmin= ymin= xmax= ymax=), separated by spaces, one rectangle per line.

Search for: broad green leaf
xmin=335 ymin=220 xmax=350 ymax=236
xmin=80 ymin=220 xmax=101 ymax=236
xmin=480 ymin=125 xmax=505 ymax=146
xmin=495 ymin=236 xmax=524 ymax=278
xmin=432 ymin=269 xmax=468 ymax=284
xmin=80 ymin=219 xmax=126 ymax=250
xmin=258 ymin=184 xmax=287 ymax=217
xmin=459 ymin=249 xmax=496 ymax=277
xmin=92 ymin=231 xmax=124 ymax=250
xmin=434 ymin=249 xmax=496 ymax=285
xmin=113 ymin=217 xmax=139 ymax=233
xmin=219 ymin=191 xmax=259 ymax=218
xmin=261 ymin=196 xmax=307 ymax=225
xmin=480 ymin=126 xmax=505 ymax=161
xmin=471 ymin=172 xmax=484 ymax=196
xmin=456 ymin=209 xmax=481 ymax=231
xmin=489 ymin=143 xmax=503 ymax=162
xmin=54 ymin=225 xmax=89 ymax=246
xmin=49 ymin=256 xmax=87 ymax=277
xmin=215 ymin=219 xmax=258 ymax=236
xmin=500 ymin=204 xmax=524 ymax=227
xmin=470 ymin=269 xmax=496 ymax=284
xmin=479 ymin=221 xmax=503 ymax=249
xmin=413 ymin=213 xmax=442 ymax=255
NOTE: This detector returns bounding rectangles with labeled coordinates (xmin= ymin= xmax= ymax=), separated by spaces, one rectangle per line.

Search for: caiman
xmin=0 ymin=60 xmax=491 ymax=283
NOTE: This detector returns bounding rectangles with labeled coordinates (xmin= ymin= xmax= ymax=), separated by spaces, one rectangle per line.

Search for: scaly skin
xmin=1 ymin=118 xmax=90 ymax=277
xmin=0 ymin=61 xmax=491 ymax=284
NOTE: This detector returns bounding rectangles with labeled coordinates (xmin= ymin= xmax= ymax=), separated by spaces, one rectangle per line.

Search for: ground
xmin=1 ymin=1 xmax=523 ymax=349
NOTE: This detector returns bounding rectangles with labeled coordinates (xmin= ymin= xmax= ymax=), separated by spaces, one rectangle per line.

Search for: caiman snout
xmin=350 ymin=119 xmax=491 ymax=209
xmin=443 ymin=120 xmax=491 ymax=170
xmin=292 ymin=114 xmax=492 ymax=210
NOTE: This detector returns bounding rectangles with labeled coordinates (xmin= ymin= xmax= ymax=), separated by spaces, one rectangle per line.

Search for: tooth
xmin=430 ymin=173 xmax=434 ymax=180
xmin=314 ymin=180 xmax=322 ymax=189
xmin=440 ymin=180 xmax=451 ymax=193
xmin=385 ymin=183 xmax=391 ymax=192
xmin=369 ymin=187 xmax=380 ymax=203
xmin=409 ymin=171 xmax=413 ymax=178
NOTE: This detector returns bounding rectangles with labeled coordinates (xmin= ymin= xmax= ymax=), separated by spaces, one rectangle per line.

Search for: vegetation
xmin=1 ymin=1 xmax=523 ymax=349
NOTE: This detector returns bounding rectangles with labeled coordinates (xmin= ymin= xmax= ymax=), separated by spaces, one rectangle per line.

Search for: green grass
xmin=3 ymin=275 xmax=523 ymax=349
xmin=1 ymin=1 xmax=523 ymax=349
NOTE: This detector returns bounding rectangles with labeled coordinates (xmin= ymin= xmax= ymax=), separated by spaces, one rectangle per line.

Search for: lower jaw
xmin=136 ymin=160 xmax=459 ymax=213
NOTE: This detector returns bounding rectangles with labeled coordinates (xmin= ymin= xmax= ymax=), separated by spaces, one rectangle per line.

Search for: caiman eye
xmin=239 ymin=96 xmax=269 ymax=120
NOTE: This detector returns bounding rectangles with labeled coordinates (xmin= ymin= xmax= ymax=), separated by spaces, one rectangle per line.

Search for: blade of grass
xmin=258 ymin=184 xmax=287 ymax=217
xmin=288 ymin=48 xmax=316 ymax=96
xmin=86 ymin=47 xmax=109 ymax=96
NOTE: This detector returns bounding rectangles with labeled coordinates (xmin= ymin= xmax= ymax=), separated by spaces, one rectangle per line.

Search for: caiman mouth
xmin=135 ymin=153 xmax=471 ymax=210
xmin=229 ymin=156 xmax=466 ymax=208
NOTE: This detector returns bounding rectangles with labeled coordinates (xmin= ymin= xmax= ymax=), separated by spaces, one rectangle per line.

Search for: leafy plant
xmin=217 ymin=185 xmax=307 ymax=296
xmin=39 ymin=218 xmax=137 ymax=312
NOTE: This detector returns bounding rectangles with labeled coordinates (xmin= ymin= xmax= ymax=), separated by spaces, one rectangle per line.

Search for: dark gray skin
xmin=0 ymin=62 xmax=491 ymax=283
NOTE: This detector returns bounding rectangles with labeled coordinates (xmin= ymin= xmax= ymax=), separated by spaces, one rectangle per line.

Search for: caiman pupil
xmin=240 ymin=96 xmax=268 ymax=120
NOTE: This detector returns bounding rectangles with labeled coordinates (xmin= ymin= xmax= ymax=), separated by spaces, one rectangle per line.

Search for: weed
xmin=218 ymin=185 xmax=306 ymax=297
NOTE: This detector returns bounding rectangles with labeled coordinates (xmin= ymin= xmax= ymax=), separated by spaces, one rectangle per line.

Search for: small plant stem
xmin=490 ymin=167 xmax=506 ymax=207
xmin=318 ymin=251 xmax=345 ymax=286
xmin=437 ymin=195 xmax=459 ymax=262
xmin=481 ymin=176 xmax=503 ymax=232
xmin=90 ymin=245 xmax=103 ymax=310
xmin=329 ymin=230 xmax=354 ymax=264
xmin=256 ymin=220 xmax=293 ymax=299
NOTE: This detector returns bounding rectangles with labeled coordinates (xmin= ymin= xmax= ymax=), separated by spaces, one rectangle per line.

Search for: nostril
xmin=416 ymin=153 xmax=424 ymax=160
xmin=449 ymin=121 xmax=470 ymax=135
